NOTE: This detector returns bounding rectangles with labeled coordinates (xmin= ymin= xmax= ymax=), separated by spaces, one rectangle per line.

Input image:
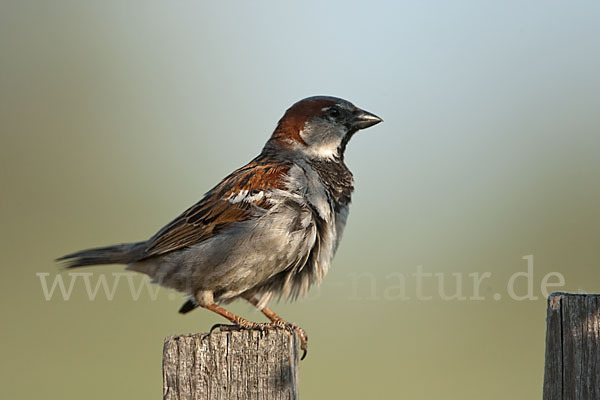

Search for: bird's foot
xmin=209 ymin=320 xmax=308 ymax=360
xmin=270 ymin=320 xmax=308 ymax=360
xmin=209 ymin=321 xmax=271 ymax=334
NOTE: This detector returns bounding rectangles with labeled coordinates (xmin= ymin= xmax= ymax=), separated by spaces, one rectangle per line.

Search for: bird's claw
xmin=209 ymin=323 xmax=235 ymax=334
xmin=209 ymin=320 xmax=308 ymax=360
xmin=209 ymin=321 xmax=271 ymax=334
xmin=271 ymin=320 xmax=308 ymax=360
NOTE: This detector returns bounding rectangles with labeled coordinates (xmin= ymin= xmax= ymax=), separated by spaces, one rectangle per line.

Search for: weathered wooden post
xmin=163 ymin=328 xmax=299 ymax=400
xmin=543 ymin=292 xmax=600 ymax=399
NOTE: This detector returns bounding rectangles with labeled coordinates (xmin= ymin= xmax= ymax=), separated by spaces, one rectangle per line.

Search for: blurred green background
xmin=1 ymin=1 xmax=599 ymax=399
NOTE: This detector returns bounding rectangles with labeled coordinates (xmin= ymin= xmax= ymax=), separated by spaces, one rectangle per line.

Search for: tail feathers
xmin=179 ymin=298 xmax=199 ymax=314
xmin=57 ymin=242 xmax=147 ymax=268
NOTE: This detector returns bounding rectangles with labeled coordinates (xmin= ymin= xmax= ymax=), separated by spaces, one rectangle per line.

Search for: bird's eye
xmin=327 ymin=108 xmax=340 ymax=118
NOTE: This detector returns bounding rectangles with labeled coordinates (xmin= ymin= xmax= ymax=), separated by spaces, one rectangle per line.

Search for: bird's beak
xmin=351 ymin=109 xmax=383 ymax=130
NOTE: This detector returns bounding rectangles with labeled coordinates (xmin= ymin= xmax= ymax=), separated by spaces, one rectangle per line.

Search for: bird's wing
xmin=143 ymin=157 xmax=291 ymax=258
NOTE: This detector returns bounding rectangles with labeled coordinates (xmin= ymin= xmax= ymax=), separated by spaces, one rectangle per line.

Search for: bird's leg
xmin=201 ymin=303 xmax=270 ymax=333
xmin=245 ymin=297 xmax=309 ymax=360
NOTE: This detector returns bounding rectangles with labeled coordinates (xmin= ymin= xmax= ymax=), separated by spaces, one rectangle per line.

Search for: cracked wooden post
xmin=163 ymin=328 xmax=299 ymax=400
xmin=543 ymin=292 xmax=600 ymax=399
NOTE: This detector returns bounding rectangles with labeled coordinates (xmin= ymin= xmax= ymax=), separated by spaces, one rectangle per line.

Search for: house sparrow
xmin=58 ymin=96 xmax=382 ymax=359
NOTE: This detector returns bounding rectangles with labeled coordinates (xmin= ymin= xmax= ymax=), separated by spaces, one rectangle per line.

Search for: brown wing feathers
xmin=143 ymin=158 xmax=290 ymax=257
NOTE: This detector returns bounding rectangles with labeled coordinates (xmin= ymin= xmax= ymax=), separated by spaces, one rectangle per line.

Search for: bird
xmin=57 ymin=95 xmax=382 ymax=359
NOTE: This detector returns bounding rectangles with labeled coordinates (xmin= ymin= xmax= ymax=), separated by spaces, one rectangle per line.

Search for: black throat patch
xmin=309 ymin=158 xmax=354 ymax=211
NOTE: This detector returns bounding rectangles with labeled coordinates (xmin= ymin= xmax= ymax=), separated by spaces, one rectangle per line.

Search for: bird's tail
xmin=56 ymin=242 xmax=147 ymax=268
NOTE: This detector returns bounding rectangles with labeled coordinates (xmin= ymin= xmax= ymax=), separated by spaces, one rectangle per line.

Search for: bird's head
xmin=267 ymin=96 xmax=382 ymax=160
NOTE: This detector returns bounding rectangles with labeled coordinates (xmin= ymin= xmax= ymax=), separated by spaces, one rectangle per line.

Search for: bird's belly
xmin=135 ymin=207 xmax=314 ymax=297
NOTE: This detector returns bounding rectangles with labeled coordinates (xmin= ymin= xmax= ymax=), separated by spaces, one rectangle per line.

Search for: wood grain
xmin=163 ymin=328 xmax=299 ymax=400
xmin=543 ymin=293 xmax=600 ymax=399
